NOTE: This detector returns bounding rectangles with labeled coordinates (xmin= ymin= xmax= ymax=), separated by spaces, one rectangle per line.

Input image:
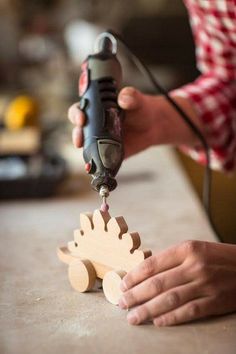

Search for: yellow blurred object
xmin=5 ymin=95 xmax=39 ymax=130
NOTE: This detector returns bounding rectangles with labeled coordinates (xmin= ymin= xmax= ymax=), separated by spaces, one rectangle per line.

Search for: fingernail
xmin=119 ymin=95 xmax=134 ymax=106
xmin=118 ymin=296 xmax=128 ymax=310
xmin=120 ymin=280 xmax=127 ymax=292
xmin=127 ymin=311 xmax=138 ymax=325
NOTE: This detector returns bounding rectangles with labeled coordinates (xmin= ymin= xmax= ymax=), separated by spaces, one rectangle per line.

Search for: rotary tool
xmin=76 ymin=29 xmax=221 ymax=241
xmin=78 ymin=32 xmax=124 ymax=210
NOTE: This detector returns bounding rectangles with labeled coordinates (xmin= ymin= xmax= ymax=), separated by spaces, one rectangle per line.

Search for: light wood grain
xmin=68 ymin=259 xmax=96 ymax=292
xmin=103 ymin=270 xmax=127 ymax=305
xmin=58 ymin=209 xmax=151 ymax=303
xmin=68 ymin=209 xmax=151 ymax=273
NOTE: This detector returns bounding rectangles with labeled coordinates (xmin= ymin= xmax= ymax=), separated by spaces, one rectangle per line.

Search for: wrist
xmin=146 ymin=94 xmax=206 ymax=147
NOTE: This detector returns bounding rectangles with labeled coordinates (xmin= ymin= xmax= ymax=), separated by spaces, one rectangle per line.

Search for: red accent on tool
xmin=79 ymin=61 xmax=89 ymax=96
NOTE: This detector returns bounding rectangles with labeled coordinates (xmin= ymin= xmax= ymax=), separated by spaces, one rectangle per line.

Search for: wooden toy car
xmin=57 ymin=209 xmax=152 ymax=304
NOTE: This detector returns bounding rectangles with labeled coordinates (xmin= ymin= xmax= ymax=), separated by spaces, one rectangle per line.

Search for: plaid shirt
xmin=172 ymin=0 xmax=236 ymax=171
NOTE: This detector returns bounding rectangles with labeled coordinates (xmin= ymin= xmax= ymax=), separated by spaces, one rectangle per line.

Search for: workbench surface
xmin=1 ymin=147 xmax=236 ymax=354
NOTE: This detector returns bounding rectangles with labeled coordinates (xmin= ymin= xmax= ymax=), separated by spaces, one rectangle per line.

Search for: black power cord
xmin=107 ymin=29 xmax=223 ymax=242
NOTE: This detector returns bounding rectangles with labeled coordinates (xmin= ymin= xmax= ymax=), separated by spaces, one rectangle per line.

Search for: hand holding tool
xmin=78 ymin=32 xmax=124 ymax=210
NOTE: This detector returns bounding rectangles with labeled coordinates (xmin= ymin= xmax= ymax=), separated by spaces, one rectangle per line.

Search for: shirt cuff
xmin=171 ymin=74 xmax=236 ymax=172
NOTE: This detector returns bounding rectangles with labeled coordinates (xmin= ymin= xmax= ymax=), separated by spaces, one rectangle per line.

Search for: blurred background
xmin=0 ymin=0 xmax=235 ymax=243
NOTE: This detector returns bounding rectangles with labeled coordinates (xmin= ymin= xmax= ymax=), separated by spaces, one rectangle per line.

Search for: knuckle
xmin=166 ymin=312 xmax=178 ymax=326
xmin=122 ymin=272 xmax=137 ymax=291
xmin=206 ymin=287 xmax=218 ymax=300
xmin=188 ymin=302 xmax=201 ymax=318
xmin=141 ymin=257 xmax=156 ymax=277
xmin=123 ymin=290 xmax=136 ymax=307
xmin=166 ymin=291 xmax=180 ymax=308
xmin=121 ymin=274 xmax=132 ymax=290
xmin=136 ymin=304 xmax=149 ymax=322
xmin=150 ymin=276 xmax=163 ymax=294
xmin=182 ymin=240 xmax=207 ymax=261
xmin=195 ymin=260 xmax=208 ymax=279
xmin=154 ymin=313 xmax=178 ymax=327
xmin=182 ymin=240 xmax=200 ymax=254
xmin=154 ymin=315 xmax=165 ymax=327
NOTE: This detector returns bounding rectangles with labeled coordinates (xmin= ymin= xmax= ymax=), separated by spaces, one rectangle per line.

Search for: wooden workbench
xmin=1 ymin=147 xmax=236 ymax=354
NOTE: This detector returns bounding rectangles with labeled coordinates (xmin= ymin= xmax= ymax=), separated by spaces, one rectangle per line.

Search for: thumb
xmin=118 ymin=87 xmax=144 ymax=110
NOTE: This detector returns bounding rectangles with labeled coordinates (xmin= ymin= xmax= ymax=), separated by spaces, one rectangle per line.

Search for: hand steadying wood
xmin=68 ymin=83 xmax=236 ymax=326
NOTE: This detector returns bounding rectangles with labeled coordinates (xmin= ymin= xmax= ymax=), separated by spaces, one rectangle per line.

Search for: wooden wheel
xmin=68 ymin=259 xmax=96 ymax=292
xmin=102 ymin=270 xmax=127 ymax=305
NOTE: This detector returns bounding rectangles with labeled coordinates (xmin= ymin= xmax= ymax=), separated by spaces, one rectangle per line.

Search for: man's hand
xmin=68 ymin=86 xmax=203 ymax=158
xmin=119 ymin=240 xmax=236 ymax=326
xmin=68 ymin=87 xmax=160 ymax=158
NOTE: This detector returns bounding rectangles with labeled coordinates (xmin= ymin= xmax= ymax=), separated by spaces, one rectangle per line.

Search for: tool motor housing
xmin=79 ymin=50 xmax=124 ymax=192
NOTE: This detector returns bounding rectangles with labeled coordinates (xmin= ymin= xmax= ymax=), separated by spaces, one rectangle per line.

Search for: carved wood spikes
xmin=57 ymin=209 xmax=151 ymax=305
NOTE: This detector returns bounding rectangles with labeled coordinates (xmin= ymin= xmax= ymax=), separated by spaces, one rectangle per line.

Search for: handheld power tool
xmin=78 ymin=32 xmax=124 ymax=210
xmin=77 ymin=30 xmax=221 ymax=241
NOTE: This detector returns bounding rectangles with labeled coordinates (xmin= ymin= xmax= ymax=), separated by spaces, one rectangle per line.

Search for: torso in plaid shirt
xmin=173 ymin=0 xmax=236 ymax=171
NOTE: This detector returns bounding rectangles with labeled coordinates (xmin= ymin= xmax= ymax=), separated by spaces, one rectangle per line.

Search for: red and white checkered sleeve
xmin=171 ymin=0 xmax=236 ymax=171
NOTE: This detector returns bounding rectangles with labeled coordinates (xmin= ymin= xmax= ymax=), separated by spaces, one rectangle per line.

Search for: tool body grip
xmin=79 ymin=53 xmax=124 ymax=192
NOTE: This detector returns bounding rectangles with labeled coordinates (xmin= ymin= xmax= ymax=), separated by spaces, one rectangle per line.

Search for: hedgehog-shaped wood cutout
xmin=57 ymin=209 xmax=152 ymax=305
